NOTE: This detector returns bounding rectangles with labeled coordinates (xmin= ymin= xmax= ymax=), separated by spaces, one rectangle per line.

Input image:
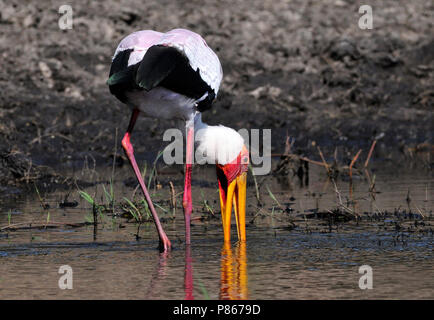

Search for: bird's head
xmin=194 ymin=119 xmax=249 ymax=242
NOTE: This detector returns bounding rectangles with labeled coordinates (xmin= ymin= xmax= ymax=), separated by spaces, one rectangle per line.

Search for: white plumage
xmin=156 ymin=29 xmax=223 ymax=94
xmin=194 ymin=114 xmax=244 ymax=165
xmin=113 ymin=30 xmax=162 ymax=65
xmin=125 ymin=87 xmax=197 ymax=120
xmin=113 ymin=29 xmax=223 ymax=94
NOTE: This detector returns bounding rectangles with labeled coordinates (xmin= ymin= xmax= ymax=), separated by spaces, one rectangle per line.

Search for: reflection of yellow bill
xmin=219 ymin=172 xmax=247 ymax=242
xmin=220 ymin=241 xmax=248 ymax=300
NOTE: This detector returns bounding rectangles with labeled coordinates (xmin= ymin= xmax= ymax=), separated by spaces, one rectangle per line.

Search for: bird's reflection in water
xmin=219 ymin=241 xmax=248 ymax=300
xmin=183 ymin=242 xmax=248 ymax=300
xmin=144 ymin=251 xmax=169 ymax=299
xmin=184 ymin=245 xmax=194 ymax=300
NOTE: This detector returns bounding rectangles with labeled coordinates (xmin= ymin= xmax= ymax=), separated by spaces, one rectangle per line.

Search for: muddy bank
xmin=0 ymin=0 xmax=433 ymax=187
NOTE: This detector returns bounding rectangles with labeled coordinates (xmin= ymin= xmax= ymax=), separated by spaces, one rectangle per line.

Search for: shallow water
xmin=0 ymin=164 xmax=432 ymax=299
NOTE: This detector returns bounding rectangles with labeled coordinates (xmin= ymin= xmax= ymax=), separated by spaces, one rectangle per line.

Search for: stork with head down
xmin=107 ymin=29 xmax=248 ymax=252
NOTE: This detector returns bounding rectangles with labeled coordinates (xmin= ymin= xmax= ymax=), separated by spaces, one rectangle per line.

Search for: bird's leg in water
xmin=122 ymin=108 xmax=171 ymax=252
xmin=183 ymin=121 xmax=194 ymax=245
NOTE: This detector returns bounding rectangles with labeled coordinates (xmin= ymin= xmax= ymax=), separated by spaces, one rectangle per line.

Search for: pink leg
xmin=182 ymin=124 xmax=194 ymax=245
xmin=122 ymin=109 xmax=171 ymax=252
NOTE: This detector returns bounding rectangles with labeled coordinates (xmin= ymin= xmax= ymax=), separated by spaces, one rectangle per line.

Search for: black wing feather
xmin=108 ymin=45 xmax=216 ymax=112
xmin=135 ymin=46 xmax=182 ymax=91
xmin=107 ymin=49 xmax=140 ymax=103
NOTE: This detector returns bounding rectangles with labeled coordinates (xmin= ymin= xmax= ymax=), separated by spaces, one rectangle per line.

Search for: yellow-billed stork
xmin=107 ymin=29 xmax=248 ymax=252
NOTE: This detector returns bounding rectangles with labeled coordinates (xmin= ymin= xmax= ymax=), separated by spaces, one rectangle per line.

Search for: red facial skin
xmin=216 ymin=145 xmax=249 ymax=203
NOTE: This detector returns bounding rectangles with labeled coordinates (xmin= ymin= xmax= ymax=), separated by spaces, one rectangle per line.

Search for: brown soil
xmin=0 ymin=0 xmax=433 ymax=188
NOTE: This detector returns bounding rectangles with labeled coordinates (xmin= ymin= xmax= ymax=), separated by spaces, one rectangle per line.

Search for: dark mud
xmin=0 ymin=0 xmax=433 ymax=189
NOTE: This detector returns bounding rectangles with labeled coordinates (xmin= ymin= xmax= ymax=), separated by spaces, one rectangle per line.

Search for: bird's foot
xmin=159 ymin=235 xmax=172 ymax=252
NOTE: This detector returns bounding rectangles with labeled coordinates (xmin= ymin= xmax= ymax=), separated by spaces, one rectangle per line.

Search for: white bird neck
xmin=192 ymin=114 xmax=244 ymax=165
